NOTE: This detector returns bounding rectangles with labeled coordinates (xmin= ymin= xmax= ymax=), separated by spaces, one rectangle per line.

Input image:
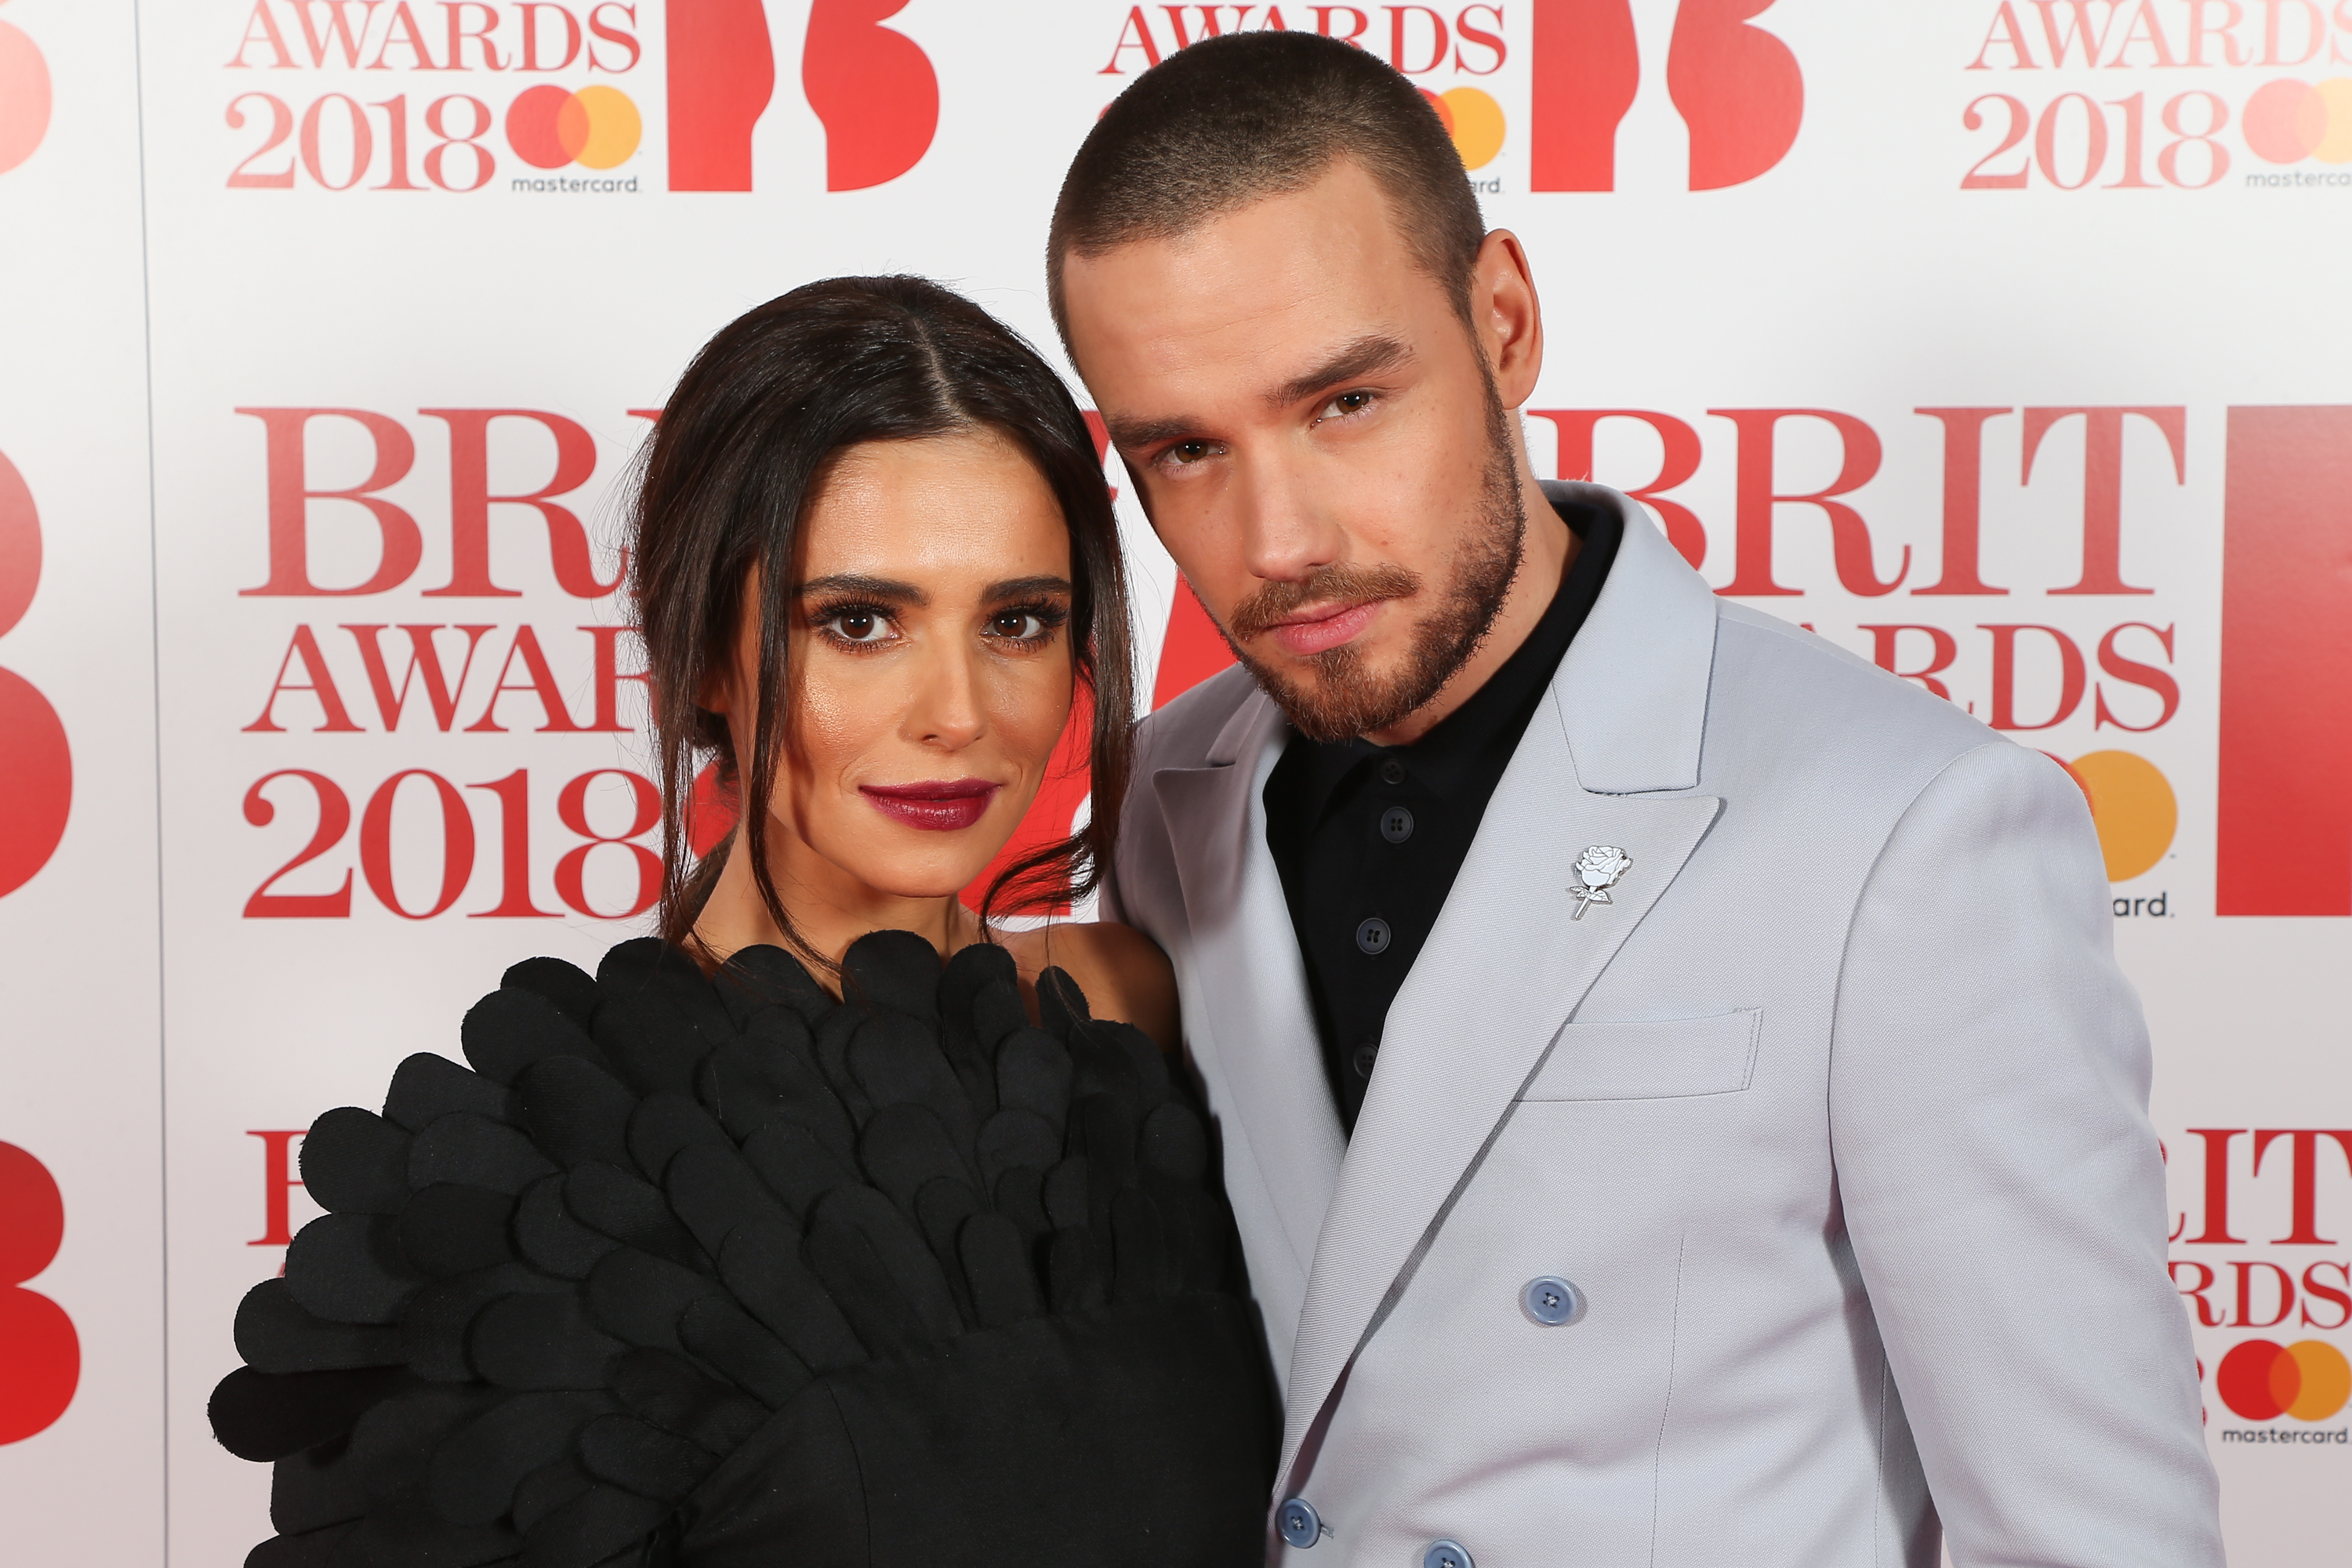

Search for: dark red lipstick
xmin=860 ymin=778 xmax=1000 ymax=832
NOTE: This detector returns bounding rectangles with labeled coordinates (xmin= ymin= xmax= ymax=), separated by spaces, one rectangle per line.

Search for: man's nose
xmin=1236 ymin=446 xmax=1345 ymax=585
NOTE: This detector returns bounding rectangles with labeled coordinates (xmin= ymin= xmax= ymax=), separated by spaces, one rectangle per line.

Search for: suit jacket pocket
xmin=1516 ymin=1009 xmax=1762 ymax=1102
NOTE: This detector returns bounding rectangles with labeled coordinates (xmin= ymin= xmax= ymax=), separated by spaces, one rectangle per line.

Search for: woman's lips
xmin=860 ymin=779 xmax=1001 ymax=833
xmin=1268 ymin=600 xmax=1381 ymax=658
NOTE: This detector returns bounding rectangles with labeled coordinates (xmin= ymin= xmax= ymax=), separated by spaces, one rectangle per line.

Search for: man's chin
xmin=1235 ymin=643 xmax=1425 ymax=745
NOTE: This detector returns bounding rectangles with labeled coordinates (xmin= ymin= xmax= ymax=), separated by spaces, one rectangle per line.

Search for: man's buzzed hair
xmin=1047 ymin=31 xmax=1486 ymax=343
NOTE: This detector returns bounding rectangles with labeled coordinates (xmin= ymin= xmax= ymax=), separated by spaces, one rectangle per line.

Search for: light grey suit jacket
xmin=1101 ymin=484 xmax=2222 ymax=1567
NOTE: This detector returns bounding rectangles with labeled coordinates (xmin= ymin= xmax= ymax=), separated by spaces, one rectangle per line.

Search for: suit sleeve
xmin=1827 ymin=741 xmax=2221 ymax=1568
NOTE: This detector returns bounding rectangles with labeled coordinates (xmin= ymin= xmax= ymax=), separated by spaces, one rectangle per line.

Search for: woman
xmin=209 ymin=278 xmax=1277 ymax=1567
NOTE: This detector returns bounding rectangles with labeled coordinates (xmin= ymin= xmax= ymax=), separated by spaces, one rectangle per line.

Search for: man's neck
xmin=1365 ymin=470 xmax=1574 ymax=748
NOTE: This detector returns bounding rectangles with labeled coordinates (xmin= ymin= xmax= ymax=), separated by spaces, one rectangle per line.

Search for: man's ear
xmin=1472 ymin=229 xmax=1544 ymax=409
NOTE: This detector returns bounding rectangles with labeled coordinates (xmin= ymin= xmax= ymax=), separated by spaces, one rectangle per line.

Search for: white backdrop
xmin=2 ymin=2 xmax=2348 ymax=1562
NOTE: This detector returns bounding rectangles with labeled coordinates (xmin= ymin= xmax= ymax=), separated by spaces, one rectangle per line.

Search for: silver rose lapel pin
xmin=1571 ymin=844 xmax=1632 ymax=920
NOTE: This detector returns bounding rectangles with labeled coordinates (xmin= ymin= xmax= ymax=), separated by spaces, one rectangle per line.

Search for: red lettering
xmin=2262 ymin=0 xmax=2326 ymax=60
xmin=580 ymin=624 xmax=648 ymax=731
xmin=1969 ymin=2 xmax=2038 ymax=67
xmin=2303 ymin=1262 xmax=2352 ymax=1328
xmin=663 ymin=0 xmax=770 ymax=189
xmin=228 ymin=0 xmax=299 ymax=67
xmin=2252 ymin=1129 xmax=2352 ymax=1244
xmin=247 ymin=1129 xmax=307 ymax=1247
xmin=2093 ymin=622 xmax=2179 ymax=731
xmin=294 ymin=0 xmax=378 ymax=67
xmin=1860 ymin=625 xmax=1959 ymax=700
xmin=245 ymin=625 xmax=363 ymax=732
xmin=1454 ymin=3 xmax=1504 ymax=70
xmin=420 ymin=408 xmax=619 ymax=598
xmin=1980 ymin=624 xmax=2085 ymax=730
xmin=1102 ymin=5 xmax=1165 ymax=69
xmin=804 ymin=0 xmax=940 ymax=191
xmin=555 ymin=768 xmax=661 ymax=918
xmin=1387 ymin=5 xmax=1448 ymax=71
xmin=237 ymin=408 xmax=423 ymax=597
xmin=518 ymin=2 xmax=582 ymax=68
xmin=463 ymin=626 xmax=585 ymax=732
xmin=368 ymin=2 xmax=443 ymax=68
xmin=343 ymin=623 xmax=493 ymax=731
xmin=586 ymin=2 xmax=640 ymax=70
xmin=2186 ymin=1128 xmax=2245 ymax=1243
xmin=2020 ymin=406 xmax=2183 ymax=596
xmin=1530 ymin=0 xmax=1638 ymax=191
xmin=2111 ymin=1 xmax=2183 ymax=65
xmin=2169 ymin=1260 xmax=2223 ymax=1327
xmin=2232 ymin=1260 xmax=2296 ymax=1327
xmin=441 ymin=0 xmax=505 ymax=68
xmin=1713 ymin=408 xmax=1903 ymax=597
xmin=1667 ymin=0 xmax=1805 ymax=190
xmin=1526 ymin=409 xmax=1705 ymax=568
xmin=2031 ymin=0 xmax=2122 ymax=65
xmin=1314 ymin=5 xmax=1371 ymax=43
xmin=1911 ymin=408 xmax=2011 ymax=596
xmin=360 ymin=770 xmax=475 ymax=919
xmin=2187 ymin=1 xmax=2247 ymax=67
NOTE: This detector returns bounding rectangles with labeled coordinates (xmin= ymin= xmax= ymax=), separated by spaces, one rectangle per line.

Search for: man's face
xmin=1061 ymin=160 xmax=1526 ymax=742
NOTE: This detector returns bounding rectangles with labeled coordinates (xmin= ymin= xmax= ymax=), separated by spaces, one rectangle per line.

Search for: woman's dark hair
xmin=629 ymin=275 xmax=1135 ymax=961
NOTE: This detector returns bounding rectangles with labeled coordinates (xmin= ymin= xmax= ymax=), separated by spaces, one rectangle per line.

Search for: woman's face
xmin=724 ymin=430 xmax=1077 ymax=906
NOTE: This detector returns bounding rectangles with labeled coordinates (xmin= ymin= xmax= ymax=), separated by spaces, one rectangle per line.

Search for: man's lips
xmin=1265 ymin=600 xmax=1382 ymax=659
xmin=860 ymin=779 xmax=1001 ymax=833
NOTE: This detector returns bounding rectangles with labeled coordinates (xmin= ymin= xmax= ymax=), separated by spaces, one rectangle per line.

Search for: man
xmin=1051 ymin=31 xmax=2221 ymax=1568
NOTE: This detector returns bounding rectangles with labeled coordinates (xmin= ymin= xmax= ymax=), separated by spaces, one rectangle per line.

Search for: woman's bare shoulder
xmin=1002 ymin=920 xmax=1179 ymax=1054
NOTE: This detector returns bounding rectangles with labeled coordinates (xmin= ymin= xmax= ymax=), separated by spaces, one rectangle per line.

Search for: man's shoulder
xmin=1131 ymin=663 xmax=1264 ymax=774
xmin=1703 ymin=600 xmax=2009 ymax=793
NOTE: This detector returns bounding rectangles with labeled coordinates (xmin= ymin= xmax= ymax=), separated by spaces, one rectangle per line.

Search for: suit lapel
xmin=1274 ymin=492 xmax=1730 ymax=1490
xmin=1153 ymin=692 xmax=1347 ymax=1305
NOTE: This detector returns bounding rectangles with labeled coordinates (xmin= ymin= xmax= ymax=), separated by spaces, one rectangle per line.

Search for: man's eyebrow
xmin=796 ymin=572 xmax=928 ymax=605
xmin=1102 ymin=413 xmax=1196 ymax=451
xmin=1267 ymin=333 xmax=1414 ymax=410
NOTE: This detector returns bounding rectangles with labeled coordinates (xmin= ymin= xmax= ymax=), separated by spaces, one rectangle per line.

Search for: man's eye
xmin=1167 ymin=439 xmax=1216 ymax=466
xmin=826 ymin=610 xmax=891 ymax=643
xmin=1319 ymin=390 xmax=1375 ymax=422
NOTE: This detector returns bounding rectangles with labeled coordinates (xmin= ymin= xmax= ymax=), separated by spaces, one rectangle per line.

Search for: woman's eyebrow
xmin=797 ymin=572 xmax=927 ymax=604
xmin=985 ymin=575 xmax=1074 ymax=600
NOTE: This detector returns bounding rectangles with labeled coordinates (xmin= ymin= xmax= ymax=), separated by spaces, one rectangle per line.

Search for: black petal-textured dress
xmin=210 ymin=932 xmax=1279 ymax=1566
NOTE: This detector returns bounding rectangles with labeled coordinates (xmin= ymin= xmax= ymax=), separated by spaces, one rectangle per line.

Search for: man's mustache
xmin=1224 ymin=564 xmax=1423 ymax=644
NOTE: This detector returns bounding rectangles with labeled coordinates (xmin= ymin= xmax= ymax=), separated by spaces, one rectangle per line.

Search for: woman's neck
xmin=688 ymin=826 xmax=984 ymax=975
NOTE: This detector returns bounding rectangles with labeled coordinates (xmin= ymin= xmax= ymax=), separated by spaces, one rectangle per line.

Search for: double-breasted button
xmin=1277 ymin=1497 xmax=1321 ymax=1548
xmin=1522 ymin=1275 xmax=1582 ymax=1326
xmin=1354 ymin=917 xmax=1391 ymax=956
xmin=1379 ymin=805 xmax=1415 ymax=843
xmin=1424 ymin=1540 xmax=1474 ymax=1568
xmin=1378 ymin=757 xmax=1406 ymax=785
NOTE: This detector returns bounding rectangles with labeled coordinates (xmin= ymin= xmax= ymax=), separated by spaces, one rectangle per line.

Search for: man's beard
xmin=1219 ymin=386 xmax=1527 ymax=746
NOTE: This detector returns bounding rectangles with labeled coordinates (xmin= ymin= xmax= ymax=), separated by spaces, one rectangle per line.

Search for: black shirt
xmin=1262 ymin=492 xmax=1623 ymax=1132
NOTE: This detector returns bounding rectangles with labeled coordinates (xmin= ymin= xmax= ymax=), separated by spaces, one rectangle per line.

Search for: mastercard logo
xmin=2216 ymin=1338 xmax=2351 ymax=1422
xmin=1421 ymin=86 xmax=1506 ymax=172
xmin=2045 ymin=750 xmax=2176 ymax=883
xmin=506 ymin=85 xmax=641 ymax=173
xmin=0 ymin=0 xmax=51 ymax=176
xmin=2245 ymin=78 xmax=2352 ymax=165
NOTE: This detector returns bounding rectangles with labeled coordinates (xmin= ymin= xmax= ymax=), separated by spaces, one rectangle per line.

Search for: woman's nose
xmin=902 ymin=638 xmax=986 ymax=750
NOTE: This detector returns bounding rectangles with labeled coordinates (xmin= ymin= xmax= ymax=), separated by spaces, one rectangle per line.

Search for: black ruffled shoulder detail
xmin=212 ymin=935 xmax=1276 ymax=1567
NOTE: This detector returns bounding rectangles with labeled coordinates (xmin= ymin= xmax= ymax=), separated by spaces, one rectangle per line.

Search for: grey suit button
xmin=1351 ymin=1040 xmax=1380 ymax=1078
xmin=1277 ymin=1497 xmax=1321 ymax=1548
xmin=1424 ymin=1540 xmax=1473 ymax=1568
xmin=1522 ymin=1275 xmax=1582 ymax=1325
xmin=1378 ymin=757 xmax=1406 ymax=785
xmin=1380 ymin=805 xmax=1414 ymax=843
xmin=1354 ymin=917 xmax=1391 ymax=955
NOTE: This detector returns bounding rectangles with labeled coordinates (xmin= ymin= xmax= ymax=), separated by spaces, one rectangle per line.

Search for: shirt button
xmin=1522 ymin=1275 xmax=1583 ymax=1326
xmin=1379 ymin=806 xmax=1414 ymax=843
xmin=1424 ymin=1541 xmax=1474 ymax=1568
xmin=1354 ymin=917 xmax=1391 ymax=956
xmin=1278 ymin=1497 xmax=1322 ymax=1548
xmin=1378 ymin=757 xmax=1406 ymax=785
xmin=1351 ymin=1041 xmax=1380 ymax=1078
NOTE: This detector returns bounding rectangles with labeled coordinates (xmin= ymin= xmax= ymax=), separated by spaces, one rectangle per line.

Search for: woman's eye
xmin=826 ymin=609 xmax=892 ymax=644
xmin=989 ymin=610 xmax=1051 ymax=641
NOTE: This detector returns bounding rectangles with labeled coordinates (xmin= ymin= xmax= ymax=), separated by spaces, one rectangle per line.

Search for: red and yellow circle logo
xmin=2216 ymin=1338 xmax=2352 ymax=1421
xmin=1421 ymin=86 xmax=1507 ymax=171
xmin=506 ymin=85 xmax=641 ymax=172
xmin=0 ymin=0 xmax=51 ymax=176
xmin=2245 ymin=78 xmax=2352 ymax=165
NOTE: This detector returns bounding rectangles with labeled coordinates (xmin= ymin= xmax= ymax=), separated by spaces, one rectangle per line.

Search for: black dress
xmin=209 ymin=932 xmax=1279 ymax=1566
